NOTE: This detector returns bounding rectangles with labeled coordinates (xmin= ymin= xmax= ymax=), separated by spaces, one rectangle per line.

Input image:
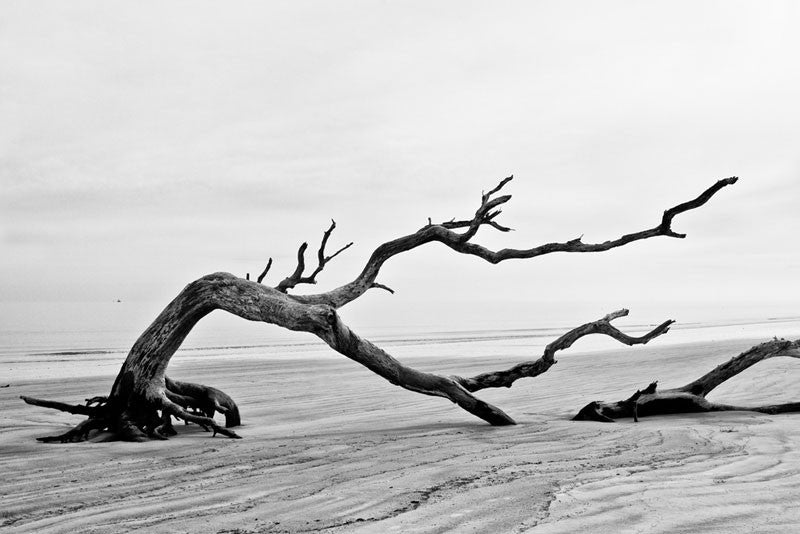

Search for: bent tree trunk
xmin=22 ymin=176 xmax=738 ymax=442
xmin=572 ymin=339 xmax=800 ymax=422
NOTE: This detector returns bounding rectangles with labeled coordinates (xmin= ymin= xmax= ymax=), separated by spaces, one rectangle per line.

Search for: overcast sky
xmin=2 ymin=1 xmax=799 ymax=330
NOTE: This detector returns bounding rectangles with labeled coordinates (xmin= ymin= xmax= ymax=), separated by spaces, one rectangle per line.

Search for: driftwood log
xmin=573 ymin=338 xmax=800 ymax=422
xmin=22 ymin=176 xmax=738 ymax=442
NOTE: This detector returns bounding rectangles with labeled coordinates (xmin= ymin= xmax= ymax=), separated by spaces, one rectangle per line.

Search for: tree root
xmin=159 ymin=396 xmax=241 ymax=438
xmin=164 ymin=377 xmax=241 ymax=427
xmin=573 ymin=339 xmax=800 ymax=422
xmin=19 ymin=396 xmax=97 ymax=417
xmin=20 ymin=377 xmax=242 ymax=443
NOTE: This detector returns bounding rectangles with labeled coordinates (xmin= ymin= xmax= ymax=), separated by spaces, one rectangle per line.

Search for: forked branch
xmin=452 ymin=309 xmax=673 ymax=392
xmin=275 ymin=219 xmax=354 ymax=292
xmin=298 ymin=176 xmax=738 ymax=308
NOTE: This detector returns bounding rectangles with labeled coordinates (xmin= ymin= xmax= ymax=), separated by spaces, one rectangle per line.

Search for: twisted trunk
xmin=20 ymin=175 xmax=739 ymax=442
xmin=21 ymin=275 xmax=672 ymax=440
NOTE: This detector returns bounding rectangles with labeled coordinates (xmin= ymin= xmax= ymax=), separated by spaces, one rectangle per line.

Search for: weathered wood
xmin=20 ymin=396 xmax=97 ymax=417
xmin=165 ymin=377 xmax=241 ymax=427
xmin=275 ymin=219 xmax=353 ymax=292
xmin=20 ymin=176 xmax=739 ymax=442
xmin=256 ymin=258 xmax=273 ymax=283
xmin=295 ymin=176 xmax=738 ymax=309
xmin=452 ymin=309 xmax=673 ymax=392
xmin=573 ymin=339 xmax=800 ymax=422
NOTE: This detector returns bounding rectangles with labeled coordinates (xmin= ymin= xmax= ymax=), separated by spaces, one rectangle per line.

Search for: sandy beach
xmin=4 ymin=0 xmax=800 ymax=532
xmin=2 ymin=336 xmax=799 ymax=533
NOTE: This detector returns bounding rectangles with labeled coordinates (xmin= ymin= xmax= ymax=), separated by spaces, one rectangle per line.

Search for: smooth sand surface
xmin=2 ymin=337 xmax=799 ymax=533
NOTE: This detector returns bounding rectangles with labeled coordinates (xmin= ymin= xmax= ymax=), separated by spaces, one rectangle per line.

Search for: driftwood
xmin=573 ymin=338 xmax=800 ymax=422
xmin=21 ymin=175 xmax=738 ymax=442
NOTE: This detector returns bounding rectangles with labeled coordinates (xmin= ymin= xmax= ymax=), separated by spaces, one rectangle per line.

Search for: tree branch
xmin=297 ymin=176 xmax=737 ymax=308
xmin=660 ymin=177 xmax=739 ymax=237
xmin=370 ymin=282 xmax=395 ymax=294
xmin=452 ymin=310 xmax=673 ymax=392
xmin=275 ymin=220 xmax=354 ymax=293
xmin=679 ymin=339 xmax=799 ymax=396
xmin=275 ymin=243 xmax=308 ymax=292
xmin=256 ymin=258 xmax=272 ymax=284
xmin=318 ymin=307 xmax=516 ymax=425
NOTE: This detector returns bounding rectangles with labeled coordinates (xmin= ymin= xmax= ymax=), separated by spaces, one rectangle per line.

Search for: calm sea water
xmin=2 ymin=302 xmax=799 ymax=381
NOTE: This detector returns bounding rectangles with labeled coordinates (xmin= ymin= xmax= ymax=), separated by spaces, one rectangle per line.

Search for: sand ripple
xmin=2 ymin=338 xmax=799 ymax=533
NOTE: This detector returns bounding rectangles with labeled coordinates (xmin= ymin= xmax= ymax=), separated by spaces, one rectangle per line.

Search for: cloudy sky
xmin=2 ymin=1 xmax=799 ymax=330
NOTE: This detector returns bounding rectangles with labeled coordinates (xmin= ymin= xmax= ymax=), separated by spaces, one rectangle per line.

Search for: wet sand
xmin=2 ymin=337 xmax=799 ymax=533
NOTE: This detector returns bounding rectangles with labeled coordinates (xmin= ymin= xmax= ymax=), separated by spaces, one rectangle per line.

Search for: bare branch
xmin=370 ymin=282 xmax=395 ymax=294
xmin=276 ymin=242 xmax=309 ymax=292
xmin=256 ymin=258 xmax=273 ymax=284
xmin=275 ymin=220 xmax=354 ymax=293
xmin=452 ymin=310 xmax=673 ymax=392
xmin=484 ymin=174 xmax=514 ymax=199
xmin=424 ymin=176 xmax=514 ymax=237
xmin=459 ymin=176 xmax=514 ymax=241
xmin=679 ymin=338 xmax=799 ymax=397
xmin=299 ymin=176 xmax=737 ymax=309
xmin=660 ymin=176 xmax=739 ymax=237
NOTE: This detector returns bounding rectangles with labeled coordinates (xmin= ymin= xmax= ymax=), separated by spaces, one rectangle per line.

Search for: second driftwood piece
xmin=573 ymin=338 xmax=800 ymax=422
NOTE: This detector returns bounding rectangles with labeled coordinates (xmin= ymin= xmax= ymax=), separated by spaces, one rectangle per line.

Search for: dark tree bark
xmin=572 ymin=339 xmax=800 ymax=422
xmin=22 ymin=176 xmax=738 ymax=442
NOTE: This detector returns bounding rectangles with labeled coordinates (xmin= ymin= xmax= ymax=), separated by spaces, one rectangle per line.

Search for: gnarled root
xmin=20 ymin=378 xmax=242 ymax=443
xmin=159 ymin=395 xmax=240 ymax=438
xmin=573 ymin=339 xmax=800 ymax=422
xmin=165 ymin=377 xmax=241 ymax=427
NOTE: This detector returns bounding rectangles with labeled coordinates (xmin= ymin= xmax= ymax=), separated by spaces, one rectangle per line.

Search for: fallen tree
xmin=573 ymin=338 xmax=800 ymax=422
xmin=22 ymin=176 xmax=738 ymax=442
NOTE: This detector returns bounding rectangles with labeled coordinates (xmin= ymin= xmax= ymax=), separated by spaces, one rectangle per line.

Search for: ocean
xmin=2 ymin=301 xmax=799 ymax=382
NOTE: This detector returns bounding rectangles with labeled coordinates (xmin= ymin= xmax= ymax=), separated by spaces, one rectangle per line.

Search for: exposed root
xmin=154 ymin=411 xmax=177 ymax=437
xmin=165 ymin=377 xmax=241 ymax=427
xmin=36 ymin=417 xmax=108 ymax=443
xmin=117 ymin=412 xmax=149 ymax=442
xmin=21 ymin=385 xmax=242 ymax=442
xmin=159 ymin=396 xmax=241 ymax=439
xmin=84 ymin=396 xmax=108 ymax=407
xmin=20 ymin=396 xmax=97 ymax=417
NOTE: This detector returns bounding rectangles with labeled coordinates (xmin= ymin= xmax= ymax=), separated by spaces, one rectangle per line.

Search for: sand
xmin=2 ymin=337 xmax=799 ymax=533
